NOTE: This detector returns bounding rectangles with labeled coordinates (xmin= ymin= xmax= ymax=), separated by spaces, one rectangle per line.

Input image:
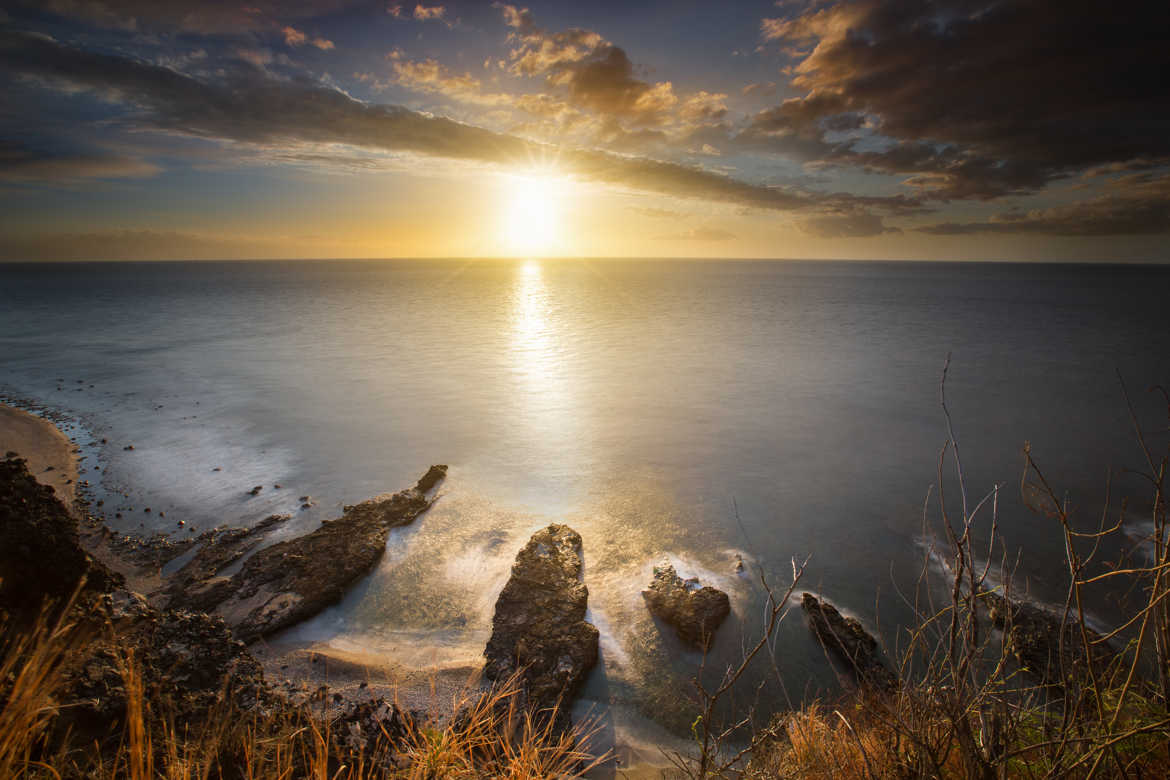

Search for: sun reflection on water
xmin=509 ymin=260 xmax=578 ymax=453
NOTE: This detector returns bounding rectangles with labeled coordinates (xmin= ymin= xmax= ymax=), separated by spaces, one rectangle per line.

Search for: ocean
xmin=3 ymin=258 xmax=1169 ymax=745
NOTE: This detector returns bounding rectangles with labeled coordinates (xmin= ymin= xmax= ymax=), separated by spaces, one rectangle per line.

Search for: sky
xmin=0 ymin=0 xmax=1168 ymax=261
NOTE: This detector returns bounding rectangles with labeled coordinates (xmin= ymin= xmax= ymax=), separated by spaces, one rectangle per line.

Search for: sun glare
xmin=502 ymin=174 xmax=563 ymax=255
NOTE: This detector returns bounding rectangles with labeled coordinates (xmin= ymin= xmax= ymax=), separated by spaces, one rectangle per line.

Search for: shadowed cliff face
xmin=484 ymin=523 xmax=599 ymax=713
xmin=0 ymin=455 xmax=119 ymax=624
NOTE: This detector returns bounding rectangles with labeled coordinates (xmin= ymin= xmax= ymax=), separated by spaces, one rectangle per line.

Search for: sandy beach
xmin=0 ymin=403 xmax=78 ymax=506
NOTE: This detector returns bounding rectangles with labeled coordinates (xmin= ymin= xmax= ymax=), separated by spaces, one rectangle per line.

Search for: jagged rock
xmin=333 ymin=698 xmax=414 ymax=759
xmin=983 ymin=591 xmax=1117 ymax=687
xmin=57 ymin=595 xmax=270 ymax=749
xmin=174 ymin=465 xmax=446 ymax=643
xmin=484 ymin=524 xmax=599 ymax=713
xmin=802 ymin=593 xmax=897 ymax=691
xmin=642 ymin=561 xmax=730 ymax=649
xmin=160 ymin=514 xmax=290 ymax=612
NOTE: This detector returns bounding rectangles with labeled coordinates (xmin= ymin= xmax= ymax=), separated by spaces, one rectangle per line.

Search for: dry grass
xmin=0 ymin=613 xmax=606 ymax=780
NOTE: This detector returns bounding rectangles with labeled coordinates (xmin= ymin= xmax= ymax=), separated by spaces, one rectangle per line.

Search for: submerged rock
xmin=983 ymin=591 xmax=1117 ymax=687
xmin=177 ymin=465 xmax=447 ymax=643
xmin=642 ymin=561 xmax=730 ymax=649
xmin=483 ymin=524 xmax=599 ymax=714
xmin=802 ymin=593 xmax=897 ymax=692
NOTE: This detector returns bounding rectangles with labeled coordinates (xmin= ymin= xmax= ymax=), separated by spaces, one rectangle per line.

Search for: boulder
xmin=483 ymin=524 xmax=599 ymax=713
xmin=642 ymin=562 xmax=730 ymax=649
xmin=983 ymin=591 xmax=1117 ymax=687
xmin=802 ymin=593 xmax=897 ymax=691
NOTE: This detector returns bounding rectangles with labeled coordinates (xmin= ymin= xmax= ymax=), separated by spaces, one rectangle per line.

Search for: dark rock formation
xmin=802 ymin=593 xmax=897 ymax=692
xmin=983 ymin=591 xmax=1117 ymax=687
xmin=0 ymin=454 xmax=269 ymax=752
xmin=0 ymin=455 xmax=120 ymax=623
xmin=171 ymin=465 xmax=447 ymax=643
xmin=160 ymin=513 xmax=290 ymax=612
xmin=642 ymin=561 xmax=730 ymax=649
xmin=484 ymin=524 xmax=599 ymax=713
xmin=332 ymin=698 xmax=414 ymax=758
xmin=59 ymin=594 xmax=269 ymax=745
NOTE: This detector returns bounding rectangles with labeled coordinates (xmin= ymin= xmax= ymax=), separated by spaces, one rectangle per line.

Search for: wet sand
xmin=251 ymin=639 xmax=487 ymax=717
xmin=0 ymin=403 xmax=78 ymax=506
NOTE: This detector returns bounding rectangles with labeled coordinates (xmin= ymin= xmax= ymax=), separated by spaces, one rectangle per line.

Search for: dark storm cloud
xmin=755 ymin=0 xmax=1170 ymax=202
xmin=0 ymin=30 xmax=827 ymax=214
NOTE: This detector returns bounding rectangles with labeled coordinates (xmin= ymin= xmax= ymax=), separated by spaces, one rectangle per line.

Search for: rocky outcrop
xmin=983 ymin=591 xmax=1117 ymax=687
xmin=58 ymin=592 xmax=269 ymax=746
xmin=802 ymin=593 xmax=897 ymax=692
xmin=160 ymin=513 xmax=290 ymax=612
xmin=0 ymin=454 xmax=269 ymax=752
xmin=172 ymin=465 xmax=447 ymax=643
xmin=0 ymin=455 xmax=120 ymax=623
xmin=483 ymin=524 xmax=599 ymax=714
xmin=642 ymin=562 xmax=730 ymax=649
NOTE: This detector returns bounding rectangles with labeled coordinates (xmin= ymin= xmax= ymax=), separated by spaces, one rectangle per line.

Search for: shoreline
xmin=0 ymin=400 xmax=484 ymax=714
xmin=0 ymin=398 xmax=689 ymax=776
xmin=0 ymin=402 xmax=79 ymax=507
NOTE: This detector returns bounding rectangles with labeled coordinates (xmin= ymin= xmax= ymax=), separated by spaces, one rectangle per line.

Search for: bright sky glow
xmin=503 ymin=175 xmax=564 ymax=255
xmin=0 ymin=2 xmax=1166 ymax=261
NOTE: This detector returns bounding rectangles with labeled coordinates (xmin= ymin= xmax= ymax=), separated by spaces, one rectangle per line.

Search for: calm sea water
xmin=3 ymin=259 xmax=1169 ymax=743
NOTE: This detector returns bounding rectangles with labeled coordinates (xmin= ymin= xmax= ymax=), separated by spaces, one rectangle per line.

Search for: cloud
xmin=655 ymin=226 xmax=737 ymax=241
xmin=917 ymin=172 xmax=1170 ymax=236
xmin=751 ymin=0 xmax=1170 ymax=202
xmin=0 ymin=30 xmax=830 ymax=215
xmin=390 ymin=58 xmax=512 ymax=106
xmin=678 ymin=91 xmax=727 ymax=124
xmin=26 ymin=0 xmax=356 ymax=34
xmin=0 ymin=229 xmax=279 ymax=261
xmin=0 ymin=142 xmax=160 ymax=183
xmin=741 ymin=81 xmax=777 ymax=98
xmin=634 ymin=207 xmax=684 ymax=218
xmin=282 ymin=25 xmax=334 ymax=50
xmin=496 ymin=4 xmax=678 ymax=127
xmin=798 ymin=213 xmax=898 ymax=238
xmin=412 ymin=4 xmax=446 ymax=22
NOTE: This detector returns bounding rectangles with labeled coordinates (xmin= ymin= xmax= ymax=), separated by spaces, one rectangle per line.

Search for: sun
xmin=502 ymin=173 xmax=564 ymax=255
